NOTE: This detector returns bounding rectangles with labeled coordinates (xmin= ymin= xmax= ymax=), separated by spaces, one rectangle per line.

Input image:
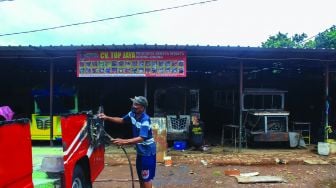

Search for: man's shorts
xmin=136 ymin=154 xmax=156 ymax=182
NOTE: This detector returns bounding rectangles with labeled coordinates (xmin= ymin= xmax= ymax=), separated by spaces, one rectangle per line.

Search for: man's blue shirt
xmin=123 ymin=111 xmax=156 ymax=156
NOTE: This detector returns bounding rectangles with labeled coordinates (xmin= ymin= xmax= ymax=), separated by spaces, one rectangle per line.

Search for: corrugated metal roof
xmin=0 ymin=44 xmax=335 ymax=62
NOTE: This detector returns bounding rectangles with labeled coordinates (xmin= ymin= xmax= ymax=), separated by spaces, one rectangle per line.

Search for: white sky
xmin=0 ymin=0 xmax=335 ymax=47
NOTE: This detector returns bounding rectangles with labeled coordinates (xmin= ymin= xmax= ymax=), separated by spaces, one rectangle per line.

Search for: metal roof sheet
xmin=0 ymin=44 xmax=335 ymax=62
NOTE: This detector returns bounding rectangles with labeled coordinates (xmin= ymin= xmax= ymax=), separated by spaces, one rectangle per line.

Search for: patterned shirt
xmin=123 ymin=111 xmax=156 ymax=156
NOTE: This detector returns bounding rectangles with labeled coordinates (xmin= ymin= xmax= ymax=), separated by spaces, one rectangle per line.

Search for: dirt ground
xmin=94 ymin=164 xmax=336 ymax=188
xmin=93 ymin=145 xmax=336 ymax=188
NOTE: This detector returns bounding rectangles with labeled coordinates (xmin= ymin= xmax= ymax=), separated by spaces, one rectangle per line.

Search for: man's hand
xmin=97 ymin=113 xmax=107 ymax=120
xmin=112 ymin=138 xmax=128 ymax=146
xmin=97 ymin=114 xmax=124 ymax=124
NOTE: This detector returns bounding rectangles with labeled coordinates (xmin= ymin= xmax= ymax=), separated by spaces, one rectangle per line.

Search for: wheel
xmin=72 ymin=165 xmax=84 ymax=188
xmin=72 ymin=165 xmax=91 ymax=188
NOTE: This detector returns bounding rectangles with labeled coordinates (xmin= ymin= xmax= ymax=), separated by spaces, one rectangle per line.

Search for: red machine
xmin=0 ymin=119 xmax=33 ymax=188
xmin=62 ymin=113 xmax=105 ymax=187
xmin=0 ymin=112 xmax=105 ymax=188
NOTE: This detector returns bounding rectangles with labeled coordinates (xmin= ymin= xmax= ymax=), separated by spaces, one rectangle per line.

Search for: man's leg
xmin=136 ymin=155 xmax=156 ymax=188
xmin=140 ymin=181 xmax=152 ymax=188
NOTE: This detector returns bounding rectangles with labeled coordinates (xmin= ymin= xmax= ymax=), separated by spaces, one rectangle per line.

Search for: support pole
xmin=144 ymin=78 xmax=148 ymax=98
xmin=49 ymin=60 xmax=54 ymax=146
xmin=239 ymin=62 xmax=243 ymax=151
xmin=325 ymin=63 xmax=329 ymax=141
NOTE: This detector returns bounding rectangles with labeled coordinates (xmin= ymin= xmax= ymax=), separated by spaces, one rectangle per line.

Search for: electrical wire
xmin=0 ymin=0 xmax=218 ymax=37
xmin=301 ymin=25 xmax=336 ymax=44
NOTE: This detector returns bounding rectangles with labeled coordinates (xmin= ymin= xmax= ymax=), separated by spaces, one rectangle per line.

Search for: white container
xmin=289 ymin=132 xmax=299 ymax=148
xmin=318 ymin=142 xmax=330 ymax=156
xmin=41 ymin=156 xmax=64 ymax=173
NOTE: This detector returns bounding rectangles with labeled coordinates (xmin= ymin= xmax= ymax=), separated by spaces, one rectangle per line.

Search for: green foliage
xmin=315 ymin=25 xmax=336 ymax=49
xmin=261 ymin=32 xmax=307 ymax=48
xmin=292 ymin=33 xmax=308 ymax=48
xmin=262 ymin=32 xmax=294 ymax=48
xmin=261 ymin=25 xmax=336 ymax=49
xmin=303 ymin=40 xmax=316 ymax=49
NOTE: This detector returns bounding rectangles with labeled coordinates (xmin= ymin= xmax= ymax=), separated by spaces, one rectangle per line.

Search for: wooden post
xmin=49 ymin=60 xmax=54 ymax=146
xmin=325 ymin=63 xmax=329 ymax=141
xmin=239 ymin=62 xmax=243 ymax=151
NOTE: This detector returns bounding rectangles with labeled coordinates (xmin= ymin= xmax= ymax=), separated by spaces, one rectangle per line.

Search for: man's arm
xmin=98 ymin=113 xmax=124 ymax=124
xmin=112 ymin=137 xmax=144 ymax=146
xmin=112 ymin=119 xmax=150 ymax=146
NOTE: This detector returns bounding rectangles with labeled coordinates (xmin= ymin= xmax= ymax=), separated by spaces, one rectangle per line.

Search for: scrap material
xmin=236 ymin=176 xmax=287 ymax=184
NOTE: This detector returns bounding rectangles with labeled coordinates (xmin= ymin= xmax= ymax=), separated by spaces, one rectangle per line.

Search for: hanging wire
xmin=0 ymin=0 xmax=218 ymax=37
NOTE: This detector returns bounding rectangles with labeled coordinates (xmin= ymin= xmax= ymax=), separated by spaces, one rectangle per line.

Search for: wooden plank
xmin=240 ymin=172 xmax=259 ymax=177
xmin=304 ymin=159 xmax=329 ymax=165
xmin=236 ymin=176 xmax=287 ymax=184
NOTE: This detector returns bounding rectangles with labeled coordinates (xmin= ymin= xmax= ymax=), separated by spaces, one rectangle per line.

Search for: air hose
xmin=103 ymin=131 xmax=135 ymax=188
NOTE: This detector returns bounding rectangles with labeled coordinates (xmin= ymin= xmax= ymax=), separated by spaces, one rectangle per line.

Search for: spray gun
xmin=95 ymin=106 xmax=117 ymax=144
xmin=97 ymin=106 xmax=104 ymax=115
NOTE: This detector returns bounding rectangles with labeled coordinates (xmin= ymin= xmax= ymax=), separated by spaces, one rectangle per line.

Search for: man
xmin=189 ymin=115 xmax=204 ymax=151
xmin=98 ymin=96 xmax=156 ymax=188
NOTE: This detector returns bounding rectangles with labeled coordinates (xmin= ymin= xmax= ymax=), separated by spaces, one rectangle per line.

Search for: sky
xmin=0 ymin=0 xmax=335 ymax=47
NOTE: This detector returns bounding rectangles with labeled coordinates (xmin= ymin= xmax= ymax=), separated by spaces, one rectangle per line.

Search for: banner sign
xmin=77 ymin=51 xmax=187 ymax=77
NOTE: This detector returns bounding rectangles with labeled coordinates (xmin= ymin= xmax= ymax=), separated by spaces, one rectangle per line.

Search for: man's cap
xmin=130 ymin=96 xmax=148 ymax=107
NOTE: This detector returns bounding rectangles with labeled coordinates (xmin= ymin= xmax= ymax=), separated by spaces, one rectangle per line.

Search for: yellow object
xmin=30 ymin=114 xmax=62 ymax=140
xmin=326 ymin=139 xmax=336 ymax=143
xmin=326 ymin=125 xmax=333 ymax=134
xmin=329 ymin=142 xmax=336 ymax=154
xmin=152 ymin=118 xmax=167 ymax=163
xmin=164 ymin=156 xmax=172 ymax=167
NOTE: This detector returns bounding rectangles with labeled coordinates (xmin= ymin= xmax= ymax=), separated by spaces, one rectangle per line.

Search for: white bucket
xmin=318 ymin=142 xmax=330 ymax=156
xmin=289 ymin=132 xmax=299 ymax=148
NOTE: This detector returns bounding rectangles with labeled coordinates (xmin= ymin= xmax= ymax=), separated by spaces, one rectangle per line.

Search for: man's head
xmin=191 ymin=115 xmax=200 ymax=126
xmin=130 ymin=96 xmax=148 ymax=114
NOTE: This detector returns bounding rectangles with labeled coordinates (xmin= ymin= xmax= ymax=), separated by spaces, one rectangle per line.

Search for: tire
xmin=72 ymin=165 xmax=91 ymax=188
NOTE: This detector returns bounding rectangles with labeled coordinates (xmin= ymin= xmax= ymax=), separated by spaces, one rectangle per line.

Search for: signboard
xmin=77 ymin=51 xmax=187 ymax=77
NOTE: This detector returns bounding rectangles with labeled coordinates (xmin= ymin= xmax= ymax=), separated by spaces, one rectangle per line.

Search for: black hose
xmin=103 ymin=131 xmax=135 ymax=188
xmin=121 ymin=147 xmax=135 ymax=188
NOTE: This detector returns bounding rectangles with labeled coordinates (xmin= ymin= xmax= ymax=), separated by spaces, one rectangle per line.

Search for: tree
xmin=261 ymin=25 xmax=336 ymax=49
xmin=315 ymin=25 xmax=336 ymax=49
xmin=302 ymin=40 xmax=316 ymax=49
xmin=261 ymin=32 xmax=307 ymax=48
